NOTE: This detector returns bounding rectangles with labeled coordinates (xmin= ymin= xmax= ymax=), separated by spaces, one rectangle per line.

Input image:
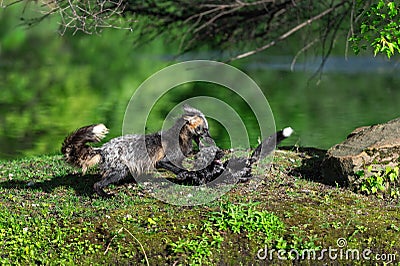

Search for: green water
xmin=1 ymin=5 xmax=399 ymax=159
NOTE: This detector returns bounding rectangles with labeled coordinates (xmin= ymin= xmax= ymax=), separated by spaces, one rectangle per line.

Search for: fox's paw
xmin=93 ymin=182 xmax=114 ymax=198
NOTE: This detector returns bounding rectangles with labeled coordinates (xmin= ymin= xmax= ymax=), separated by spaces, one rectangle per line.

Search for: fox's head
xmin=182 ymin=104 xmax=210 ymax=138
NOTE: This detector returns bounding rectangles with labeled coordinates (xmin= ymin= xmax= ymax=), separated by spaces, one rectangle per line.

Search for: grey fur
xmin=62 ymin=105 xmax=210 ymax=197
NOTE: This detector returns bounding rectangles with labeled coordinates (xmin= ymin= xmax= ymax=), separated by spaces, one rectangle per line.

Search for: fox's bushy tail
xmin=61 ymin=124 xmax=109 ymax=174
xmin=250 ymin=127 xmax=294 ymax=163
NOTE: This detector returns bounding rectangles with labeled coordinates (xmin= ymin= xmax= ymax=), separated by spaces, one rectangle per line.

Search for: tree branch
xmin=12 ymin=0 xmax=353 ymax=62
xmin=229 ymin=0 xmax=349 ymax=61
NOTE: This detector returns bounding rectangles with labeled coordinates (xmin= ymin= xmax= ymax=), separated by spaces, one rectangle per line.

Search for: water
xmin=245 ymin=57 xmax=400 ymax=149
xmin=2 ymin=55 xmax=399 ymax=159
xmin=1 ymin=5 xmax=399 ymax=159
xmin=246 ymin=55 xmax=399 ymax=74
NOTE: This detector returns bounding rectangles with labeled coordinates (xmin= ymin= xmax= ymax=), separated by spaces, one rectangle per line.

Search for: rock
xmin=321 ymin=117 xmax=400 ymax=186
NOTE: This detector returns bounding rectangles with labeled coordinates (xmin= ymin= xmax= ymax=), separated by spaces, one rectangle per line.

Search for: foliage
xmin=169 ymin=221 xmax=224 ymax=265
xmin=351 ymin=0 xmax=400 ymax=58
xmin=208 ymin=201 xmax=285 ymax=243
xmin=169 ymin=201 xmax=320 ymax=264
xmin=355 ymin=165 xmax=400 ymax=199
xmin=0 ymin=207 xmax=102 ymax=264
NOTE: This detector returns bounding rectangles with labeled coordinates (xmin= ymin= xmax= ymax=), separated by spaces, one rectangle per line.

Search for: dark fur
xmin=175 ymin=129 xmax=292 ymax=185
xmin=61 ymin=124 xmax=108 ymax=175
xmin=62 ymin=105 xmax=210 ymax=197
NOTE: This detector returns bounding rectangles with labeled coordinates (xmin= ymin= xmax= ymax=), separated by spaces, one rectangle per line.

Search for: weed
xmin=0 ymin=205 xmax=102 ymax=264
xmin=104 ymin=227 xmax=149 ymax=266
xmin=169 ymin=221 xmax=224 ymax=265
xmin=209 ymin=201 xmax=285 ymax=243
xmin=169 ymin=201 xmax=320 ymax=264
xmin=356 ymin=165 xmax=400 ymax=199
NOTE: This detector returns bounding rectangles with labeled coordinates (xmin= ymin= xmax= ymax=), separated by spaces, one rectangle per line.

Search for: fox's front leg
xmin=93 ymin=179 xmax=113 ymax=198
xmin=156 ymin=158 xmax=184 ymax=175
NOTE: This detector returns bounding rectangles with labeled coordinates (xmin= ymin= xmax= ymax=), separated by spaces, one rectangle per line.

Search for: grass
xmin=0 ymin=150 xmax=399 ymax=265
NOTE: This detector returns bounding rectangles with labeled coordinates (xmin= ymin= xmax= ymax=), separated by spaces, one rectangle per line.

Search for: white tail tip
xmin=92 ymin=124 xmax=109 ymax=139
xmin=282 ymin=127 xmax=293 ymax=137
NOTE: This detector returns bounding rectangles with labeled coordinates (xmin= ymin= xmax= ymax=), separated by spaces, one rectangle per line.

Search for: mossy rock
xmin=321 ymin=117 xmax=400 ymax=187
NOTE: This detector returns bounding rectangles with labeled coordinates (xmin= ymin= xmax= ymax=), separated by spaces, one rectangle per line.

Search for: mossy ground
xmin=0 ymin=149 xmax=399 ymax=265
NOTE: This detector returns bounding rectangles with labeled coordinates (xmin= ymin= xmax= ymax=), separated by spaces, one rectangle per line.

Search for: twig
xmin=345 ymin=0 xmax=356 ymax=60
xmin=194 ymin=5 xmax=242 ymax=34
xmin=310 ymin=3 xmax=350 ymax=81
xmin=104 ymin=227 xmax=123 ymax=255
xmin=290 ymin=38 xmax=319 ymax=71
xmin=1 ymin=0 xmax=24 ymax=8
xmin=202 ymin=0 xmax=276 ymax=8
xmin=229 ymin=1 xmax=348 ymax=61
xmin=104 ymin=227 xmax=150 ymax=266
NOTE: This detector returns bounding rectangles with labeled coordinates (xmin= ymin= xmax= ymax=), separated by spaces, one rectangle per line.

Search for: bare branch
xmin=11 ymin=0 xmax=354 ymax=64
xmin=1 ymin=0 xmax=24 ymax=8
xmin=290 ymin=38 xmax=319 ymax=71
xmin=229 ymin=1 xmax=348 ymax=61
xmin=345 ymin=0 xmax=356 ymax=60
xmin=311 ymin=2 xmax=350 ymax=81
xmin=28 ymin=0 xmax=136 ymax=34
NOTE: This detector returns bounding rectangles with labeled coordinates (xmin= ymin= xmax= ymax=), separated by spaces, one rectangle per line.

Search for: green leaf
xmin=147 ymin=217 xmax=157 ymax=225
xmin=387 ymin=2 xmax=397 ymax=17
xmin=377 ymin=0 xmax=385 ymax=9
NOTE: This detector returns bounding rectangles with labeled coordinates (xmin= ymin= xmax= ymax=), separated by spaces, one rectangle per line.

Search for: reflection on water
xmin=245 ymin=56 xmax=400 ymax=150
xmin=0 ymin=6 xmax=399 ymax=159
xmin=2 ymin=55 xmax=399 ymax=160
xmin=246 ymin=55 xmax=399 ymax=74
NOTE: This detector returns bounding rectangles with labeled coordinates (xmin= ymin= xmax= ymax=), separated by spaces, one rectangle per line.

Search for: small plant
xmin=208 ymin=202 xmax=285 ymax=243
xmin=356 ymin=165 xmax=400 ymax=199
xmin=169 ymin=202 xmax=286 ymax=265
xmin=169 ymin=201 xmax=320 ymax=264
xmin=0 ymin=206 xmax=102 ymax=264
xmin=169 ymin=221 xmax=223 ymax=265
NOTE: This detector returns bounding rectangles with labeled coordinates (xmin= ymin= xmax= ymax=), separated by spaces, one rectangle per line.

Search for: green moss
xmin=0 ymin=150 xmax=399 ymax=264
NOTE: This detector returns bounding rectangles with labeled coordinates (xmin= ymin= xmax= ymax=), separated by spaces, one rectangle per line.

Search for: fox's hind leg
xmin=94 ymin=168 xmax=130 ymax=197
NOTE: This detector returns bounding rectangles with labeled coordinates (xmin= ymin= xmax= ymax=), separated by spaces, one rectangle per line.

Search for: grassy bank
xmin=0 ymin=149 xmax=399 ymax=265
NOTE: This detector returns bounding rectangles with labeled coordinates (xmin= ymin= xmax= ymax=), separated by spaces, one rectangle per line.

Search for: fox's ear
xmin=183 ymin=114 xmax=207 ymax=132
xmin=183 ymin=104 xmax=203 ymax=116
xmin=182 ymin=104 xmax=209 ymax=131
xmin=183 ymin=114 xmax=200 ymax=125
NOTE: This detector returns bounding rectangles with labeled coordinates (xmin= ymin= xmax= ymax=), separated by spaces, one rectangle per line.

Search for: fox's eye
xmin=196 ymin=125 xmax=204 ymax=133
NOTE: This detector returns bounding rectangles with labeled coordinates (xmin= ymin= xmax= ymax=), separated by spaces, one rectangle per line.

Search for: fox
xmin=175 ymin=127 xmax=294 ymax=185
xmin=61 ymin=105 xmax=210 ymax=197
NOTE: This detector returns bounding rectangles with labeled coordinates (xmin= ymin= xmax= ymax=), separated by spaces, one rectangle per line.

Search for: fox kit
xmin=62 ymin=105 xmax=210 ymax=197
xmin=175 ymin=127 xmax=294 ymax=185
